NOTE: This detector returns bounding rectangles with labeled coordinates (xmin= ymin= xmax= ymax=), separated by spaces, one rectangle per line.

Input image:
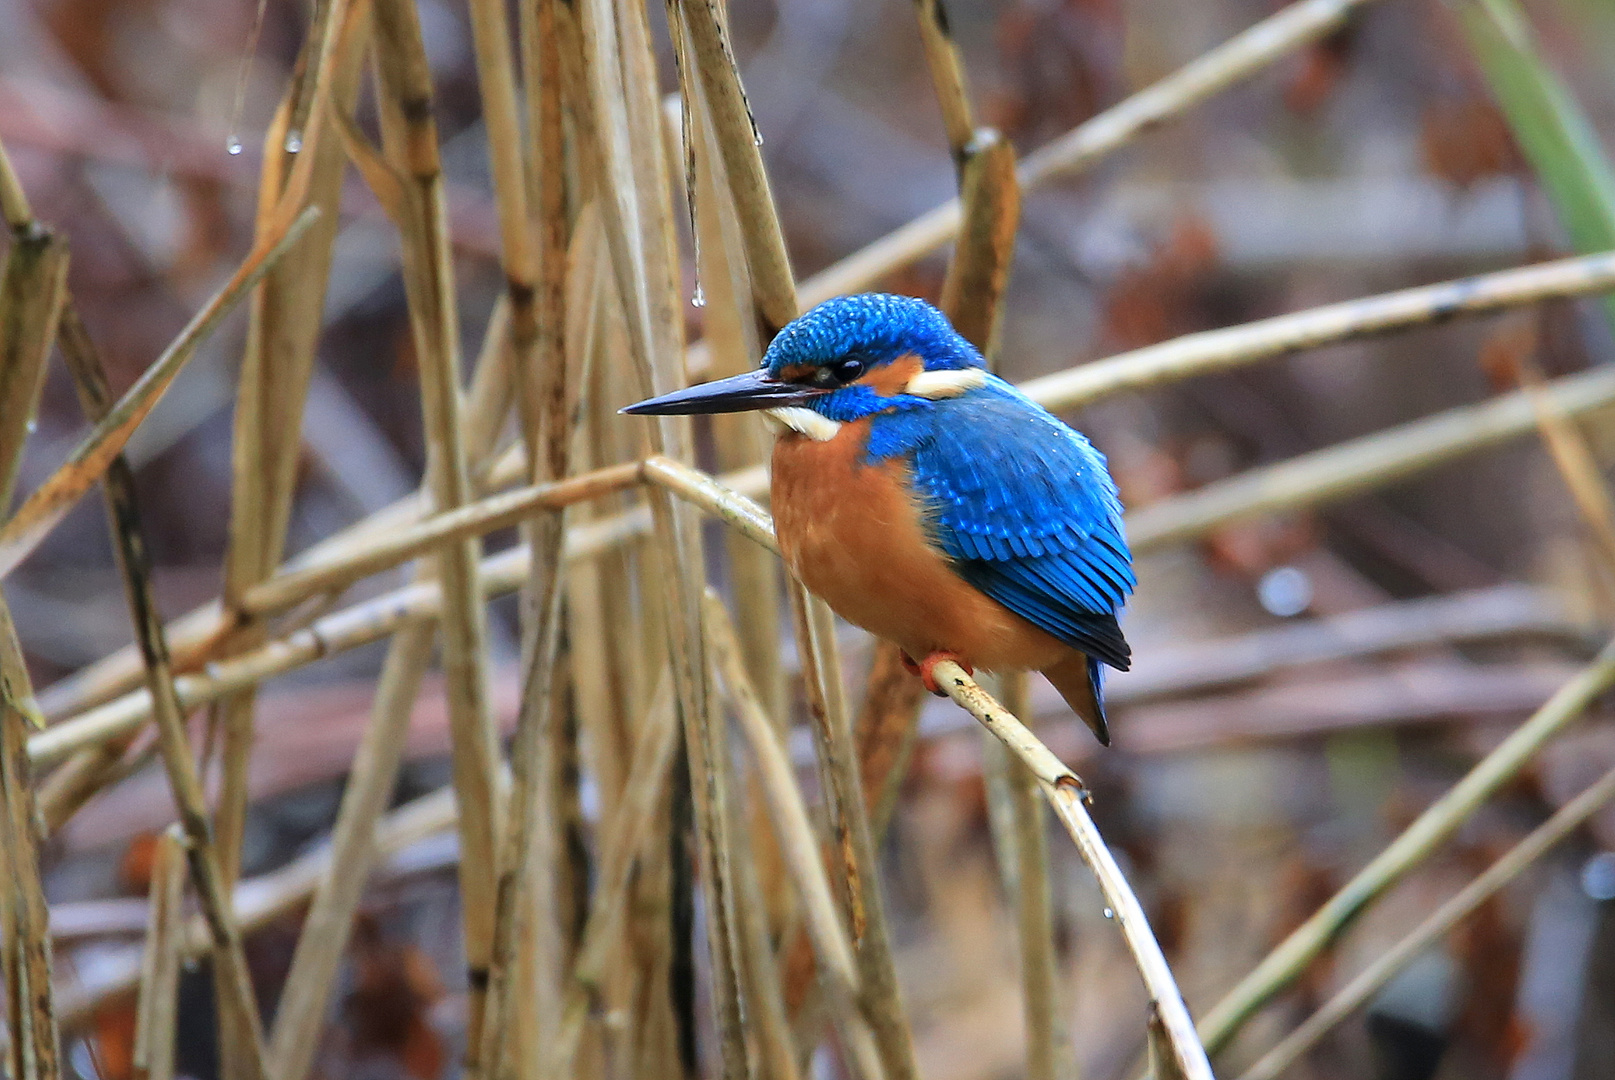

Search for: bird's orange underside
xmin=771 ymin=415 xmax=1074 ymax=674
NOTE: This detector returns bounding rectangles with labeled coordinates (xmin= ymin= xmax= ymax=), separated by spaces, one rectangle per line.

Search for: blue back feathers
xmin=765 ymin=294 xmax=1136 ymax=671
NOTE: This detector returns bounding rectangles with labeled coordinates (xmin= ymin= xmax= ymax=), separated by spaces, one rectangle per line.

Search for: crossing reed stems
xmin=1192 ymin=637 xmax=1615 ymax=1059
xmin=1238 ymin=760 xmax=1615 ymax=1080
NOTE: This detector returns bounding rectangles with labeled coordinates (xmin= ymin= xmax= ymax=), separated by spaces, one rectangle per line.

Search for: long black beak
xmin=621 ymin=369 xmax=827 ymax=415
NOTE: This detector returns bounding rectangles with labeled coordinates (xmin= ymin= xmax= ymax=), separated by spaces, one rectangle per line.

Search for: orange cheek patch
xmin=855 ymin=353 xmax=924 ymax=397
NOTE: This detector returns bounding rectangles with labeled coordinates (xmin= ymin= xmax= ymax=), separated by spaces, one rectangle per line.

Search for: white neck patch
xmin=905 ymin=367 xmax=988 ymax=399
xmin=765 ymin=407 xmax=842 ymax=442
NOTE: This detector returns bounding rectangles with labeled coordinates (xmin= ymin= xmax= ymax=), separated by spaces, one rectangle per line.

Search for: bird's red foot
xmin=913 ymin=650 xmax=972 ymax=697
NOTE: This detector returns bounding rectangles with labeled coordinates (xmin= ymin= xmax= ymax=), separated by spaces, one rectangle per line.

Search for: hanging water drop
xmin=25 ymin=418 xmax=38 ymax=434
xmin=225 ymin=0 xmax=272 ymax=162
xmin=753 ymin=130 xmax=764 ymax=147
xmin=1102 ymin=907 xmax=1115 ymax=920
xmin=691 ymin=284 xmax=706 ymax=308
xmin=284 ymin=131 xmax=303 ymax=154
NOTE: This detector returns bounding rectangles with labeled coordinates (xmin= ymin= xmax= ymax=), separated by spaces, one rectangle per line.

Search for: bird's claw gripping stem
xmin=900 ymin=650 xmax=973 ymax=697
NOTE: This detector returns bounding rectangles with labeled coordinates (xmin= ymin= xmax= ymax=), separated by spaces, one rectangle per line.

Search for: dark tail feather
xmin=1043 ymin=654 xmax=1110 ymax=747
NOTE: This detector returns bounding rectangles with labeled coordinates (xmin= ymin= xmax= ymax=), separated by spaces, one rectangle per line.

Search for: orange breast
xmin=770 ymin=420 xmax=1075 ymax=674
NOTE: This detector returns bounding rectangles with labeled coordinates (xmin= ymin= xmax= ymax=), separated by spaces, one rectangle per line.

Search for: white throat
xmin=765 ymin=407 xmax=842 ymax=442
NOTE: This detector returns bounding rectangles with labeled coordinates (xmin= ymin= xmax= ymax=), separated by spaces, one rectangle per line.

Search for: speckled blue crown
xmin=763 ymin=294 xmax=982 ymax=375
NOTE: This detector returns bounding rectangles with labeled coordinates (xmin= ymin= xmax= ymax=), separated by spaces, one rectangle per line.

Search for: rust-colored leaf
xmin=1421 ymin=97 xmax=1521 ymax=190
xmin=1102 ymin=214 xmax=1221 ymax=350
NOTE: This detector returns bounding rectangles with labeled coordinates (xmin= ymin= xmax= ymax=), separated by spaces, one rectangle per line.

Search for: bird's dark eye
xmin=830 ymin=358 xmax=865 ymax=383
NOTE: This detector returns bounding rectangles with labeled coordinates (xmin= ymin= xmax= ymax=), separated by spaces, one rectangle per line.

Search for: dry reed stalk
xmin=479 ymin=4 xmax=582 ymax=1055
xmin=1 ymin=137 xmax=272 ymax=1080
xmin=682 ymin=93 xmax=799 ymax=958
xmin=0 ymin=138 xmax=32 ymax=227
xmin=33 ymin=289 xmax=513 ymax=729
xmin=1025 ymin=249 xmax=1615 ymax=412
xmin=0 ymin=205 xmax=321 ymax=578
xmin=938 ymin=132 xmax=1020 ymax=353
xmin=911 ymin=0 xmax=974 ymax=166
xmin=52 ymin=242 xmax=271 ymax=1080
xmin=728 ymin=802 xmax=807 ymax=1080
xmin=798 ymin=0 xmax=1386 ymax=308
xmin=704 ymin=595 xmax=857 ymax=991
xmin=264 ymin=627 xmax=435 ymax=1080
xmin=455 ymin=20 xmax=560 ymax=1061
xmin=568 ymin=266 xmax=688 ymax=1075
xmin=0 ymin=177 xmax=69 ymax=512
xmin=667 ymin=0 xmax=793 ymax=339
xmin=792 ymin=584 xmax=919 ymax=1080
xmin=687 ymin=92 xmax=789 ymax=735
xmin=1239 ymin=758 xmax=1615 ymax=1080
xmin=354 ymin=5 xmax=508 ymax=1073
xmin=0 ymin=596 xmax=59 ymax=1080
xmin=704 ymin=592 xmax=891 ymax=1080
xmin=32 ymin=305 xmax=170 ymax=832
xmin=669 ymin=0 xmax=920 ymax=1068
xmin=131 ymin=828 xmax=185 ymax=1080
xmin=593 ymin=1 xmax=750 ymax=1074
xmin=996 ymin=673 xmax=1073 ymax=1080
xmin=1192 ymin=636 xmax=1615 ymax=1058
xmin=907 ymin=15 xmax=1071 ymax=1062
xmin=543 ymin=677 xmax=681 ymax=1079
xmin=236 ymin=291 xmax=522 ymax=1080
xmin=927 ymin=659 xmax=1215 ymax=1080
xmin=115 ymin=557 xmax=273 ymax=1080
xmin=211 ymin=2 xmax=370 ymax=947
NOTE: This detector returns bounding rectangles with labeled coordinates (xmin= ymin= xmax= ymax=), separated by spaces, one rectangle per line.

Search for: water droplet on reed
xmin=284 ymin=131 xmax=303 ymax=154
xmin=226 ymin=135 xmax=244 ymax=156
xmin=25 ymin=417 xmax=38 ymax=434
xmin=1102 ymin=907 xmax=1115 ymax=920
xmin=691 ymin=284 xmax=706 ymax=308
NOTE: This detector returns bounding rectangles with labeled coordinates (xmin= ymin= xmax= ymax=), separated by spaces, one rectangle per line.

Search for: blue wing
xmin=871 ymin=377 xmax=1135 ymax=671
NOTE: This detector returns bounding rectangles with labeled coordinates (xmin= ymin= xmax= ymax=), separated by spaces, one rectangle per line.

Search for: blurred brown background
xmin=6 ymin=0 xmax=1615 ymax=1078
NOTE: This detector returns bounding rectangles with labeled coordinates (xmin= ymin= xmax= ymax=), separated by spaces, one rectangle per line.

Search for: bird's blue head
xmin=622 ymin=294 xmax=985 ymax=422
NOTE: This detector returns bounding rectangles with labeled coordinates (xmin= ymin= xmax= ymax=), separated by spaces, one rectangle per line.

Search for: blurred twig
xmin=1238 ymin=758 xmax=1615 ymax=1080
xmin=1023 ymin=249 xmax=1615 ymax=412
xmin=363 ymin=1 xmax=507 ymax=1069
xmin=1192 ymin=637 xmax=1615 ymax=1058
xmin=799 ymin=0 xmax=1386 ymax=306
xmin=1127 ymin=364 xmax=1615 ymax=552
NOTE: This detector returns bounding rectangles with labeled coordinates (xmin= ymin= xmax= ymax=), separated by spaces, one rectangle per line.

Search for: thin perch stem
xmin=927 ymin=659 xmax=1214 ymax=1080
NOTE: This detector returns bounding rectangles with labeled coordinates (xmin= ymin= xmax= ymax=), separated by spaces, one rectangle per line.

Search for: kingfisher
xmin=624 ymin=293 xmax=1134 ymax=745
